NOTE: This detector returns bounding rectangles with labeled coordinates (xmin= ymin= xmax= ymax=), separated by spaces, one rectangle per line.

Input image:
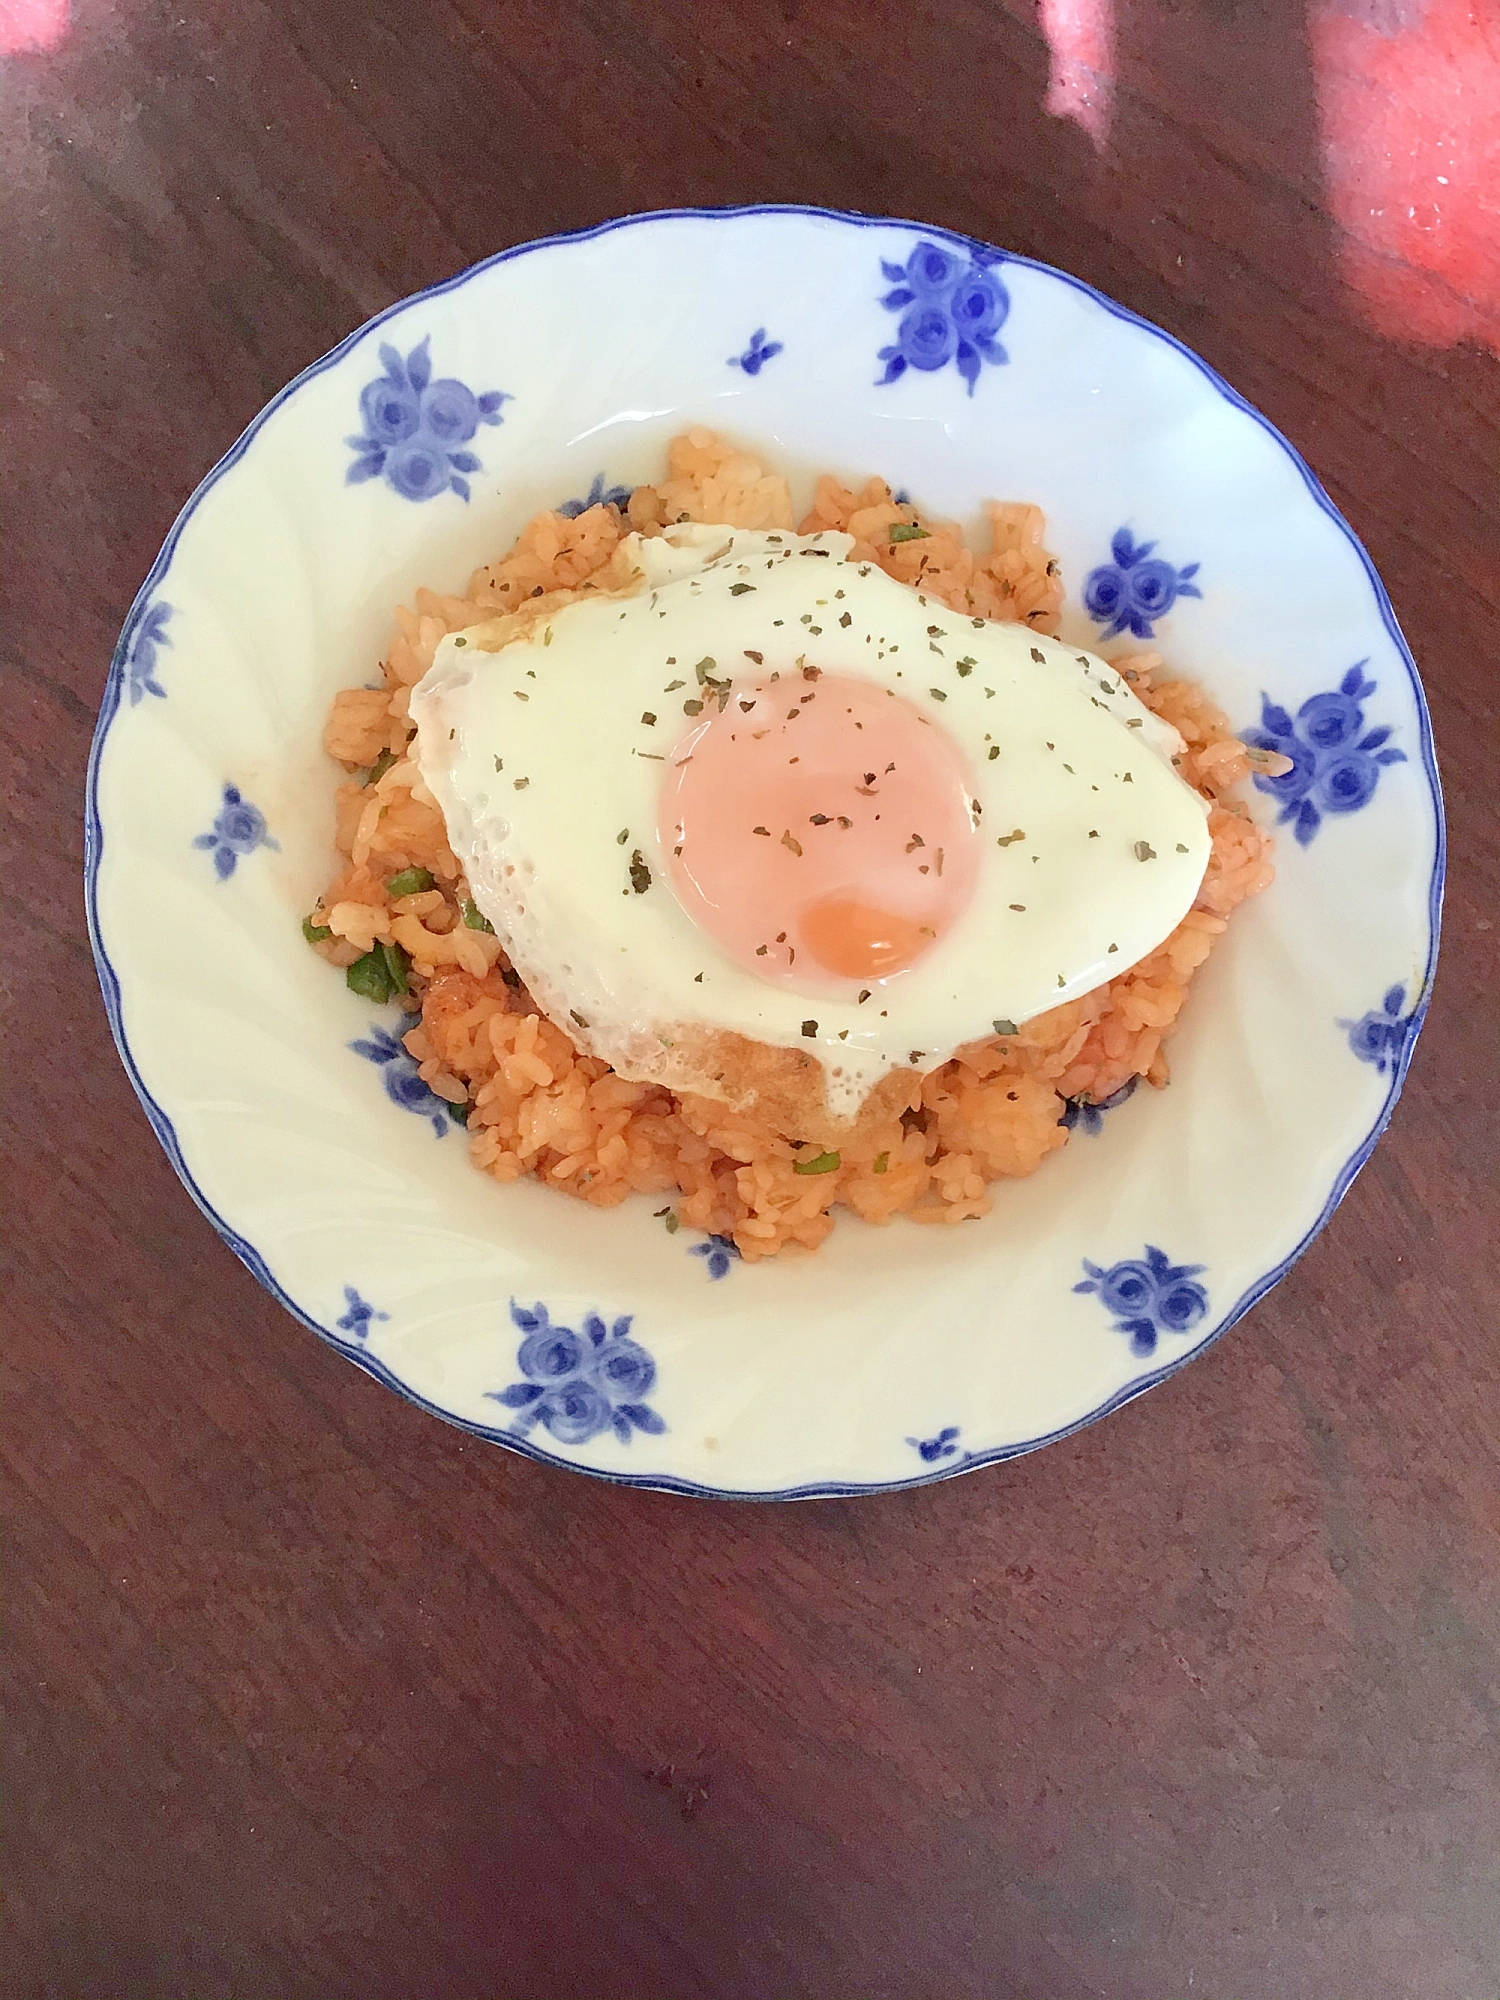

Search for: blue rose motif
xmin=418 ymin=378 xmax=481 ymax=446
xmin=1243 ymin=662 xmax=1405 ymax=846
xmin=876 ymin=239 xmax=1010 ymax=395
xmin=348 ymin=1020 xmax=451 ymax=1137
xmin=359 ymin=374 xmax=420 ymax=445
xmin=1075 ymin=1245 xmax=1209 ymax=1357
xmin=1340 ymin=983 xmax=1413 ymax=1077
xmin=517 ymin=1316 xmax=588 ymax=1383
xmin=589 ymin=1335 xmax=657 ymax=1403
xmin=192 ymin=783 xmax=278 ymax=880
xmin=124 ymin=600 xmax=173 ymax=705
xmin=1297 ymin=689 xmax=1364 ymax=750
xmin=904 ymin=243 xmax=969 ymax=296
xmin=689 ymin=1234 xmax=740 ymax=1281
xmin=386 ymin=441 xmax=457 ymax=502
xmin=1083 ymin=528 xmax=1201 ymax=641
xmin=488 ymin=1301 xmax=666 ymax=1447
xmin=897 ymin=302 xmax=959 ymax=372
xmin=346 ymin=337 xmax=509 ymax=503
xmin=532 ymin=1378 xmax=615 ymax=1446
xmin=949 ymin=263 xmax=1008 ymax=342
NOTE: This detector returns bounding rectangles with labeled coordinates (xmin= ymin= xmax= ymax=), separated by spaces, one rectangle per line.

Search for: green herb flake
xmin=956 ymin=656 xmax=976 ymax=676
xmin=302 ymin=915 xmax=332 ymax=944
xmin=461 ymin=900 xmax=495 ymax=932
xmin=729 ymin=582 xmax=755 ymax=595
xmin=617 ymin=828 xmax=630 ymax=845
xmin=993 ymin=1019 xmax=1018 ymax=1037
xmin=641 ymin=711 xmax=657 ymax=726
xmin=889 ymin=523 xmax=929 ymax=543
xmin=987 ymin=745 xmax=1000 ymax=761
xmin=1134 ymin=840 xmax=1157 ymax=861
xmin=386 ymin=867 xmax=435 ymax=897
xmin=447 ymin=1101 xmax=471 ymax=1126
xmin=929 ymin=687 xmax=948 ymax=702
xmin=629 ymin=849 xmax=652 ymax=894
xmin=364 ymin=748 xmax=397 ymax=786
xmin=1176 ymin=842 xmax=1189 ymax=853
xmin=839 ymin=611 xmax=853 ymax=627
xmin=793 ymin=1149 xmax=841 ymax=1175
xmin=873 ymin=1152 xmax=890 ymax=1174
xmin=693 ymin=656 xmax=718 ymax=684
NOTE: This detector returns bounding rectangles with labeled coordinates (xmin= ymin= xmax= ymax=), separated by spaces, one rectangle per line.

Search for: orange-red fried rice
xmin=309 ymin=430 xmax=1277 ymax=1261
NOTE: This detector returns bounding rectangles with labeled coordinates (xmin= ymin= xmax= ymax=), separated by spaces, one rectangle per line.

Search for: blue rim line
xmin=84 ymin=204 xmax=1445 ymax=1501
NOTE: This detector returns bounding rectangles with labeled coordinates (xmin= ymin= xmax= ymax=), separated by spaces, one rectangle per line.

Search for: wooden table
xmin=5 ymin=5 xmax=1497 ymax=1994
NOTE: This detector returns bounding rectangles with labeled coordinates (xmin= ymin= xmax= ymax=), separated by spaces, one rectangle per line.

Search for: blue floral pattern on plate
xmin=336 ymin=1286 xmax=389 ymax=1341
xmin=729 ymin=326 xmax=784 ymax=375
xmin=1243 ymin=662 xmax=1406 ymax=846
xmin=349 ymin=1019 xmax=452 ymax=1136
xmin=346 ymin=337 xmax=508 ymax=502
xmin=1341 ymin=983 xmax=1414 ymax=1076
xmin=907 ymin=1426 xmax=962 ymax=1463
xmin=557 ymin=473 xmax=632 ymax=517
xmin=192 ymin=785 xmax=278 ymax=879
xmin=487 ymin=1301 xmax=665 ymax=1446
xmin=1083 ymin=528 xmax=1201 ymax=640
xmin=1075 ymin=1246 xmax=1209 ymax=1356
xmin=876 ymin=241 xmax=1009 ymax=395
xmin=689 ymin=1234 xmax=739 ymax=1281
xmin=1060 ymin=1075 xmax=1139 ymax=1136
xmin=124 ymin=601 xmax=172 ymax=704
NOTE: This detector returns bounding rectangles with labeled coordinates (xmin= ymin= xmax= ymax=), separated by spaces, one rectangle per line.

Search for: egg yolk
xmin=660 ymin=674 xmax=982 ymax=993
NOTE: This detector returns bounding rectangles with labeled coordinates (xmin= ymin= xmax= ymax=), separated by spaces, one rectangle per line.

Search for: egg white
xmin=410 ymin=524 xmax=1209 ymax=1117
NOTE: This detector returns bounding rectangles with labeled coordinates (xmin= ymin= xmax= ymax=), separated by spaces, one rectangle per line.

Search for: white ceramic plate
xmin=86 ymin=207 xmax=1443 ymax=1497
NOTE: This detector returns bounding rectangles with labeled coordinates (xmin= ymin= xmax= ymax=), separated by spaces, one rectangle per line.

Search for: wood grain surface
xmin=3 ymin=3 xmax=1497 ymax=1995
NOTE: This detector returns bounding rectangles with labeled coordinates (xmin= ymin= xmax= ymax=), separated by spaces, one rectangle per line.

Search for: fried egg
xmin=410 ymin=523 xmax=1209 ymax=1121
